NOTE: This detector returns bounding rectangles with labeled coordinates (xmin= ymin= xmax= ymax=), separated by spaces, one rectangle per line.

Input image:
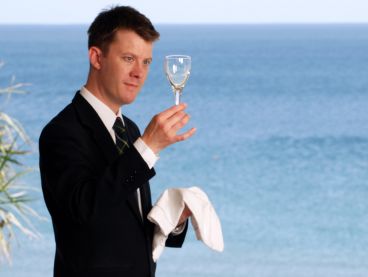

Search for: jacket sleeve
xmin=165 ymin=219 xmax=189 ymax=248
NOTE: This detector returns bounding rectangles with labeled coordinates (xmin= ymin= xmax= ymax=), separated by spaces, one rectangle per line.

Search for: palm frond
xmin=0 ymin=65 xmax=40 ymax=264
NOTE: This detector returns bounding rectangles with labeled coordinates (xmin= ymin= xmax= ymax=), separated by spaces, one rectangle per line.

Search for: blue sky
xmin=1 ymin=0 xmax=368 ymax=24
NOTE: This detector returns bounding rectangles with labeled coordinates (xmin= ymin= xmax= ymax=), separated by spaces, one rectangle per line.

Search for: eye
xmin=122 ymin=55 xmax=134 ymax=63
xmin=143 ymin=59 xmax=152 ymax=66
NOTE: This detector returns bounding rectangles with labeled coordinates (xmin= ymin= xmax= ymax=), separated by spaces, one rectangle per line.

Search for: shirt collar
xmin=80 ymin=86 xmax=124 ymax=132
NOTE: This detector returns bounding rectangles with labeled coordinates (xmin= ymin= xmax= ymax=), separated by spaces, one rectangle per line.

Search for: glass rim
xmin=165 ymin=55 xmax=191 ymax=60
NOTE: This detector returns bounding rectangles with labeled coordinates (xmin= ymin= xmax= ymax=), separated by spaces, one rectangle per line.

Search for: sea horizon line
xmin=1 ymin=22 xmax=368 ymax=27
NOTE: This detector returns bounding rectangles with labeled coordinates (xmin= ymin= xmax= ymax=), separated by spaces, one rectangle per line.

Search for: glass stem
xmin=175 ymin=90 xmax=181 ymax=106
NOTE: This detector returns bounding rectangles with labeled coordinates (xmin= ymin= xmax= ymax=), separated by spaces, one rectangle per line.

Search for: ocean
xmin=0 ymin=24 xmax=368 ymax=276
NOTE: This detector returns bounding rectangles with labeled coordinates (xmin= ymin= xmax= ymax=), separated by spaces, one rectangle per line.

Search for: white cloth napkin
xmin=147 ymin=186 xmax=224 ymax=261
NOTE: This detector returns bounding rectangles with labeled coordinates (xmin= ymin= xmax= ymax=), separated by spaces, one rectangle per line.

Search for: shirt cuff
xmin=133 ymin=137 xmax=159 ymax=169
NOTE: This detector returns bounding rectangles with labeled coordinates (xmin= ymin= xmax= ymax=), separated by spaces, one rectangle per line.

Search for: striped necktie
xmin=113 ymin=117 xmax=130 ymax=155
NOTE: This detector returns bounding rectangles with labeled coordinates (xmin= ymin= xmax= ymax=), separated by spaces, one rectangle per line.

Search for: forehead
xmin=109 ymin=29 xmax=153 ymax=56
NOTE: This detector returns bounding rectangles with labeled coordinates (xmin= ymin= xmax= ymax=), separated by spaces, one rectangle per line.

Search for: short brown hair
xmin=88 ymin=6 xmax=160 ymax=52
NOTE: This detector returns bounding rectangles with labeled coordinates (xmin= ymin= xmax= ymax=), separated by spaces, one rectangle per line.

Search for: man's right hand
xmin=141 ymin=103 xmax=196 ymax=154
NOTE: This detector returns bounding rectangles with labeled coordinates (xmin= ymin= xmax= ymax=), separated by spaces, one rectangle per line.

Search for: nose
xmin=130 ymin=61 xmax=145 ymax=79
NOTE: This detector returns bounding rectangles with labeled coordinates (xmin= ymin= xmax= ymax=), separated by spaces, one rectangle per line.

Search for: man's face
xmin=94 ymin=29 xmax=153 ymax=111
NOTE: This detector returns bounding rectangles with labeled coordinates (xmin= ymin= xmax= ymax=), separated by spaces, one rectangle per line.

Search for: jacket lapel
xmin=72 ymin=92 xmax=144 ymax=225
xmin=72 ymin=92 xmax=118 ymax=162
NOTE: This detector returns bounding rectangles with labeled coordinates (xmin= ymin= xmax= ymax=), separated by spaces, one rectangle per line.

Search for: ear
xmin=89 ymin=47 xmax=103 ymax=70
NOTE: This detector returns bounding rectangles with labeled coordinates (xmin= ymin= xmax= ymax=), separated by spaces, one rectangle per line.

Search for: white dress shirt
xmin=80 ymin=86 xmax=159 ymax=216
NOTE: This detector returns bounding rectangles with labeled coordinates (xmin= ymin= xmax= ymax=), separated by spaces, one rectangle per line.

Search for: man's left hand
xmin=178 ymin=205 xmax=191 ymax=226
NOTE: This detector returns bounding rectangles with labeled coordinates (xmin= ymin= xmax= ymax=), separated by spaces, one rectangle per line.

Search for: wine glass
xmin=164 ymin=55 xmax=191 ymax=105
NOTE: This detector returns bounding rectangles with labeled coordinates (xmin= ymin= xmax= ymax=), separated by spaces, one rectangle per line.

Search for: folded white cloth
xmin=147 ymin=186 xmax=224 ymax=261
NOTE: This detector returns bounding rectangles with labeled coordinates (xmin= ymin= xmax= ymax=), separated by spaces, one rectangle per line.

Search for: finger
xmin=174 ymin=127 xmax=197 ymax=142
xmin=184 ymin=206 xmax=192 ymax=217
xmin=166 ymin=111 xmax=188 ymax=130
xmin=159 ymin=103 xmax=187 ymax=120
xmin=170 ymin=113 xmax=190 ymax=133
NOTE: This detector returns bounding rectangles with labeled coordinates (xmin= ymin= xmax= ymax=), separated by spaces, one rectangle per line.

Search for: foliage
xmin=0 ymin=62 xmax=43 ymax=264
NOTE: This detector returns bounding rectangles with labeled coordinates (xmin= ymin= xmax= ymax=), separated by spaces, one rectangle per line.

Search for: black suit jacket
xmin=39 ymin=92 xmax=187 ymax=277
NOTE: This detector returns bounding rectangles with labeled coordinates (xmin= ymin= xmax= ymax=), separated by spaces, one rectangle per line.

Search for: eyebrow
xmin=121 ymin=52 xmax=152 ymax=61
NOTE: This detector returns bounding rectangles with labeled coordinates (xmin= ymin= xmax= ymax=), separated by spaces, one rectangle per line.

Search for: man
xmin=39 ymin=6 xmax=195 ymax=277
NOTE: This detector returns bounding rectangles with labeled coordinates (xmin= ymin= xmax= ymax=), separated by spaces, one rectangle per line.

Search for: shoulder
xmin=122 ymin=115 xmax=142 ymax=141
xmin=123 ymin=115 xmax=140 ymax=132
xmin=39 ymin=103 xmax=79 ymax=143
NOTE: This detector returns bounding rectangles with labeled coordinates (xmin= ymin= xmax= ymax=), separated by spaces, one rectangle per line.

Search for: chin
xmin=121 ymin=94 xmax=138 ymax=105
xmin=119 ymin=85 xmax=141 ymax=104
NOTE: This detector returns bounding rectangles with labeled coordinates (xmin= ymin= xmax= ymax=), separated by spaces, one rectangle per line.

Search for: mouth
xmin=124 ymin=82 xmax=139 ymax=88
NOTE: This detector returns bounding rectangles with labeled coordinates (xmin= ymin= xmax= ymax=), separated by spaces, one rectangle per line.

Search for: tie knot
xmin=113 ymin=117 xmax=125 ymax=131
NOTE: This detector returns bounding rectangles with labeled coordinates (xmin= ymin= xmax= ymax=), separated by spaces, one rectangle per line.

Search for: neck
xmin=85 ymin=74 xmax=120 ymax=115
